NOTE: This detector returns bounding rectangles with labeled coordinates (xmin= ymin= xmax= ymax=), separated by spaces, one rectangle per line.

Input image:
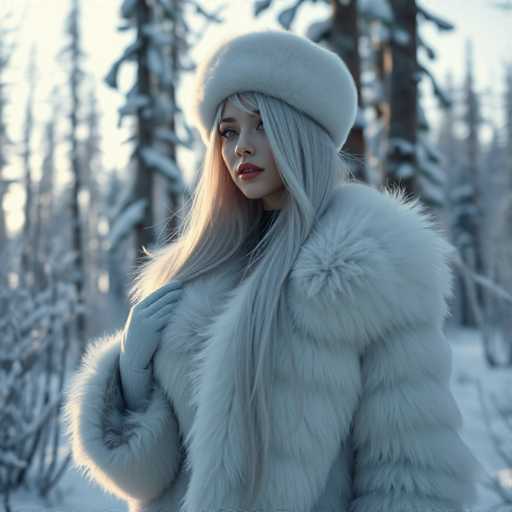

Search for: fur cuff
xmin=63 ymin=330 xmax=183 ymax=504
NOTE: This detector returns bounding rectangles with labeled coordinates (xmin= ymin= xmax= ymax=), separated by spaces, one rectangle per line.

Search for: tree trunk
xmin=69 ymin=0 xmax=87 ymax=351
xmin=329 ymin=0 xmax=366 ymax=182
xmin=384 ymin=0 xmax=418 ymax=198
xmin=461 ymin=40 xmax=485 ymax=326
xmin=20 ymin=50 xmax=36 ymax=287
xmin=135 ymin=0 xmax=155 ymax=265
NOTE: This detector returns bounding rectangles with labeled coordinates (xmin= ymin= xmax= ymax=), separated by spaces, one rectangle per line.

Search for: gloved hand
xmin=119 ymin=280 xmax=184 ymax=411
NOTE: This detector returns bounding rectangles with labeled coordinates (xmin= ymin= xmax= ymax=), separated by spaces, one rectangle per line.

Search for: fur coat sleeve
xmin=62 ymin=329 xmax=184 ymax=504
xmin=180 ymin=183 xmax=484 ymax=512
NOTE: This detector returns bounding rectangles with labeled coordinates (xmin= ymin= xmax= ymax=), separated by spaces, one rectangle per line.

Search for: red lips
xmin=237 ymin=163 xmax=264 ymax=174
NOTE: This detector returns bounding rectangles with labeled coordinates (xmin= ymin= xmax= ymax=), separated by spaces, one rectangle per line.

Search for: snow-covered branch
xmin=450 ymin=250 xmax=512 ymax=304
xmin=416 ymin=3 xmax=454 ymax=31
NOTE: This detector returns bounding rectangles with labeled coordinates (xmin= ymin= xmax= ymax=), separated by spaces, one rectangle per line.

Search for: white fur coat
xmin=63 ymin=182 xmax=484 ymax=512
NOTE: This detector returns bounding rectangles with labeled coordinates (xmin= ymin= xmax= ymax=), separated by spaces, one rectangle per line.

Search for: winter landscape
xmin=1 ymin=0 xmax=512 ymax=511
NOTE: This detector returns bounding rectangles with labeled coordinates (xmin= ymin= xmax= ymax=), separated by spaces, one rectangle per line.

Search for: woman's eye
xmin=219 ymin=128 xmax=235 ymax=139
xmin=219 ymin=121 xmax=264 ymax=140
xmin=220 ymin=128 xmax=236 ymax=139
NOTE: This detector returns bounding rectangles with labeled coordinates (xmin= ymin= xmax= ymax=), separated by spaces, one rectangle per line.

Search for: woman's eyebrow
xmin=220 ymin=111 xmax=260 ymax=124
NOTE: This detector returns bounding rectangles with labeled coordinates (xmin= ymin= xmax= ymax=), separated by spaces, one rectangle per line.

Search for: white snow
xmin=418 ymin=173 xmax=446 ymax=205
xmin=447 ymin=325 xmax=512 ymax=509
xmin=353 ymin=107 xmax=367 ymax=129
xmin=118 ymin=91 xmax=150 ymax=118
xmin=305 ymin=19 xmax=331 ymax=43
xmin=358 ymin=0 xmax=393 ymax=23
xmin=388 ymin=137 xmax=416 ymax=156
xmin=395 ymin=161 xmax=416 ymax=179
xmin=107 ymin=198 xmax=147 ymax=249
xmin=416 ymin=4 xmax=455 ymax=31
xmin=140 ymin=146 xmax=182 ymax=182
xmin=147 ymin=45 xmax=163 ymax=76
xmin=392 ymin=27 xmax=411 ymax=46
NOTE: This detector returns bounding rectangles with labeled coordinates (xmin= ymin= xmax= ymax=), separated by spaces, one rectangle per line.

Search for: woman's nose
xmin=236 ymin=144 xmax=253 ymax=156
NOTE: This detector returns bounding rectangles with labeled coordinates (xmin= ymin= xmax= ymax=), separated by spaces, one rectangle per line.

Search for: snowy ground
xmin=11 ymin=325 xmax=512 ymax=512
xmin=447 ymin=325 xmax=512 ymax=512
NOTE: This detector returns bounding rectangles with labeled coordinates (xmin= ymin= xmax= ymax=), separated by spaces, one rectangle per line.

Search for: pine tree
xmin=80 ymin=84 xmax=103 ymax=313
xmin=105 ymin=0 xmax=225 ymax=268
xmin=60 ymin=0 xmax=88 ymax=350
xmin=254 ymin=0 xmax=366 ymax=182
xmin=19 ymin=47 xmax=37 ymax=287
xmin=32 ymin=87 xmax=59 ymax=290
xmin=0 ymin=11 xmax=16 ymax=281
xmin=458 ymin=40 xmax=486 ymax=327
xmin=383 ymin=0 xmax=418 ymax=197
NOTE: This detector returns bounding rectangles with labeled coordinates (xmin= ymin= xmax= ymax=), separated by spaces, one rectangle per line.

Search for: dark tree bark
xmin=134 ymin=0 xmax=155 ymax=265
xmin=165 ymin=0 xmax=182 ymax=242
xmin=368 ymin=17 xmax=392 ymax=185
xmin=329 ymin=0 xmax=366 ymax=182
xmin=67 ymin=0 xmax=87 ymax=350
xmin=384 ymin=0 xmax=418 ymax=198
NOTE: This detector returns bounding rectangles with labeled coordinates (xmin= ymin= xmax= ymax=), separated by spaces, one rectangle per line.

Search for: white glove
xmin=119 ymin=280 xmax=184 ymax=411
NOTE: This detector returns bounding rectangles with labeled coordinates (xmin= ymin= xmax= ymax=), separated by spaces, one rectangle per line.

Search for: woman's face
xmin=219 ymin=100 xmax=287 ymax=210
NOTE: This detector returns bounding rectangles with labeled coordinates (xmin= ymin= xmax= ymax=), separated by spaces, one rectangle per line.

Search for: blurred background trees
xmin=0 ymin=0 xmax=511 ymax=510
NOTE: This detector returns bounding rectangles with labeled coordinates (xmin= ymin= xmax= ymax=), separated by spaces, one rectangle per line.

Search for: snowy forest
xmin=1 ymin=0 xmax=511 ymax=511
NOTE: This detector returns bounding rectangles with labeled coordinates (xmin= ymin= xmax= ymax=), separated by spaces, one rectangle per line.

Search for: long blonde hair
xmin=128 ymin=91 xmax=352 ymax=505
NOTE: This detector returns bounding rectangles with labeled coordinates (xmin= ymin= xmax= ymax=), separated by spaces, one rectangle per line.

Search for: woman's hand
xmin=119 ymin=280 xmax=184 ymax=410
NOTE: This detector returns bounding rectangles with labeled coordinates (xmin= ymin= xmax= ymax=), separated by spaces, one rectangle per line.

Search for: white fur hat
xmin=188 ymin=29 xmax=358 ymax=151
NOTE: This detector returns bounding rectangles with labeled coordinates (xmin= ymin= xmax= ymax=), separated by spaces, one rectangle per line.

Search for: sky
xmin=2 ymin=0 xmax=511 ymax=235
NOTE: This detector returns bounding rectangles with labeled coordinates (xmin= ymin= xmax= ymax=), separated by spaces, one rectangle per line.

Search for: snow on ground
xmin=11 ymin=325 xmax=512 ymax=512
xmin=447 ymin=325 xmax=512 ymax=511
xmin=12 ymin=470 xmax=125 ymax=512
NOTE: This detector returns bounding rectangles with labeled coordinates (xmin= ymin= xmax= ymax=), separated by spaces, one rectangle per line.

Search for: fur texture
xmin=62 ymin=332 xmax=184 ymax=507
xmin=63 ymin=182 xmax=484 ymax=512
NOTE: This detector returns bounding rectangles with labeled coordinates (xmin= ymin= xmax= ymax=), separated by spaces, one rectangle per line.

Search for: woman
xmin=63 ymin=30 xmax=484 ymax=512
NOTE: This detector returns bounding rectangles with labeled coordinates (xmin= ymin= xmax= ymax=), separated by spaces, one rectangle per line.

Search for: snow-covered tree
xmin=19 ymin=47 xmax=37 ymax=287
xmin=506 ymin=64 xmax=512 ymax=188
xmin=0 ymin=10 xmax=17 ymax=270
xmin=253 ymin=0 xmax=453 ymax=205
xmin=474 ymin=62 xmax=512 ymax=367
xmin=32 ymin=87 xmax=59 ymax=291
xmin=437 ymin=48 xmax=512 ymax=363
xmin=338 ymin=1 xmax=454 ymax=202
xmin=327 ymin=0 xmax=366 ymax=182
xmin=105 ymin=0 xmax=225 ymax=266
xmin=59 ymin=0 xmax=88 ymax=350
xmin=254 ymin=0 xmax=366 ymax=182
xmin=357 ymin=0 xmax=393 ymax=185
xmin=80 ymin=84 xmax=103 ymax=304
xmin=381 ymin=1 xmax=454 ymax=203
xmin=382 ymin=0 xmax=419 ymax=197
xmin=480 ymin=121 xmax=512 ymax=367
xmin=454 ymin=40 xmax=486 ymax=327
xmin=414 ymin=3 xmax=454 ymax=206
xmin=0 ymin=239 xmax=82 ymax=507
xmin=437 ymin=71 xmax=466 ymax=326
